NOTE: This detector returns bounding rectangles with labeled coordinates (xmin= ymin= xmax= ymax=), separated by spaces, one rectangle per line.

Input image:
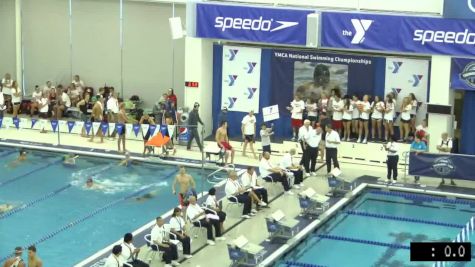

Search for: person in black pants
xmin=225 ymin=171 xmax=255 ymax=219
xmin=384 ymin=136 xmax=399 ymax=184
xmin=325 ymin=124 xmax=341 ymax=174
xmin=259 ymin=152 xmax=293 ymax=194
xmin=150 ymin=217 xmax=181 ymax=266
xmin=186 ymin=102 xmax=204 ymax=152
xmin=168 ymin=208 xmax=193 ymax=259
xmin=280 ymin=149 xmax=304 ymax=187
xmin=186 ymin=196 xmax=224 ymax=245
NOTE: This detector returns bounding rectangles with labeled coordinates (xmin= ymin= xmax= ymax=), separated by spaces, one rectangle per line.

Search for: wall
xmin=0 ymin=0 xmax=17 ymax=79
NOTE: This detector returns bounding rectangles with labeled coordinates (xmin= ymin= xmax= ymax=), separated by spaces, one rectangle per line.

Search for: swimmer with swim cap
xmin=84 ymin=177 xmax=104 ymax=190
xmin=0 ymin=204 xmax=14 ymax=213
xmin=119 ymin=152 xmax=132 ymax=167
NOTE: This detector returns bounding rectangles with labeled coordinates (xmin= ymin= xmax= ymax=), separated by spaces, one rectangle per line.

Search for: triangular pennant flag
xmin=116 ymin=123 xmax=125 ymax=135
xmin=167 ymin=125 xmax=175 ymax=138
xmin=51 ymin=120 xmax=59 ymax=132
xmin=133 ymin=124 xmax=141 ymax=137
xmin=31 ymin=119 xmax=38 ymax=129
xmin=101 ymin=122 xmax=109 ymax=135
xmin=109 ymin=123 xmax=115 ymax=133
xmin=160 ymin=125 xmax=169 ymax=137
xmin=0 ymin=117 xmax=3 ymax=129
xmin=92 ymin=122 xmax=101 ymax=135
xmin=85 ymin=121 xmax=93 ymax=135
xmin=141 ymin=124 xmax=150 ymax=136
xmin=149 ymin=124 xmax=157 ymax=137
xmin=67 ymin=121 xmax=75 ymax=133
xmin=125 ymin=124 xmax=133 ymax=138
xmin=12 ymin=117 xmax=19 ymax=129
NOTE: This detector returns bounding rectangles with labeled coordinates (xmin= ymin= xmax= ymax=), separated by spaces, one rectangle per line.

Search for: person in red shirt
xmin=167 ymin=88 xmax=177 ymax=110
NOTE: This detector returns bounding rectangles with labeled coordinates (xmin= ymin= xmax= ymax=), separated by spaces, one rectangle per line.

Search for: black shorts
xmin=244 ymin=135 xmax=254 ymax=142
xmin=359 ymin=118 xmax=369 ymax=122
xmin=401 ymin=118 xmax=411 ymax=123
xmin=342 ymin=119 xmax=351 ymax=122
xmin=39 ymin=112 xmax=48 ymax=119
xmin=262 ymin=145 xmax=271 ymax=153
xmin=13 ymin=102 xmax=20 ymax=106
xmin=410 ymin=114 xmax=416 ymax=119
xmin=307 ymin=116 xmax=317 ymax=122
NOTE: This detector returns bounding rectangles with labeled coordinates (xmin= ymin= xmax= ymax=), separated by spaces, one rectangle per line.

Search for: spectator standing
xmin=415 ymin=119 xmax=430 ymax=145
xmin=371 ymin=96 xmax=384 ymax=141
xmin=384 ymin=136 xmax=399 ymax=184
xmin=357 ymin=95 xmax=371 ymax=144
xmin=305 ymin=98 xmax=318 ymax=127
xmin=1 ymin=73 xmax=13 ymax=113
xmin=409 ymin=93 xmax=419 ymax=134
xmin=167 ymin=88 xmax=177 ymax=110
xmin=325 ymin=124 xmax=341 ymax=174
xmin=318 ymin=113 xmax=332 ymax=163
xmin=351 ymin=95 xmax=361 ymax=139
xmin=260 ymin=123 xmax=274 ymax=154
xmin=331 ymin=91 xmax=344 ymax=136
xmin=11 ymin=81 xmax=22 ymax=118
xmin=107 ymin=92 xmax=119 ymax=138
xmin=399 ymin=97 xmax=412 ymax=142
xmin=287 ymin=94 xmax=305 ymax=141
xmin=187 ymin=103 xmax=204 ymax=152
xmin=383 ymin=94 xmax=396 ymax=141
xmin=437 ymin=132 xmax=456 ymax=186
xmin=241 ymin=110 xmax=257 ymax=159
xmin=342 ymin=96 xmax=353 ymax=141
xmin=410 ymin=135 xmax=428 ymax=185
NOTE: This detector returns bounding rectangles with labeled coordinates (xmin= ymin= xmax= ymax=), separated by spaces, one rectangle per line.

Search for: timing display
xmin=410 ymin=242 xmax=471 ymax=261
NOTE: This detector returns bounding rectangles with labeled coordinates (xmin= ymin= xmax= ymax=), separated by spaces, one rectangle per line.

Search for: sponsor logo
xmin=247 ymin=88 xmax=257 ymax=99
xmin=350 ymin=19 xmax=373 ymax=44
xmin=432 ymin=157 xmax=456 ymax=176
xmin=389 ymin=62 xmax=403 ymax=73
xmin=227 ymin=97 xmax=237 ymax=108
xmin=413 ymin=29 xmax=475 ymax=45
xmin=469 ymin=0 xmax=475 ymax=12
xmin=460 ymin=62 xmax=475 ymax=88
xmin=215 ymin=16 xmax=299 ymax=32
xmin=227 ymin=75 xmax=238 ymax=86
xmin=410 ymin=75 xmax=424 ymax=87
xmin=246 ymin=62 xmax=257 ymax=73
xmin=227 ymin=49 xmax=239 ymax=61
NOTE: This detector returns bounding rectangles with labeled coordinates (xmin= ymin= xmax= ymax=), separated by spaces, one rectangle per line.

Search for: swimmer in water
xmin=84 ymin=177 xmax=105 ymax=190
xmin=63 ymin=154 xmax=78 ymax=166
xmin=7 ymin=149 xmax=27 ymax=168
xmin=119 ymin=152 xmax=132 ymax=167
xmin=135 ymin=190 xmax=159 ymax=202
xmin=0 ymin=203 xmax=14 ymax=213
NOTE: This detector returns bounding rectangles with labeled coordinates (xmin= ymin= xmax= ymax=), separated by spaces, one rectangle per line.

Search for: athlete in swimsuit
xmin=2 ymin=247 xmax=25 ymax=267
xmin=172 ymin=166 xmax=197 ymax=207
xmin=27 ymin=246 xmax=42 ymax=267
xmin=215 ymin=121 xmax=234 ymax=165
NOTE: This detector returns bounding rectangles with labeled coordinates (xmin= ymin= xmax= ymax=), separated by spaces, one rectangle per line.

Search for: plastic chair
xmin=144 ymin=234 xmax=163 ymax=263
xmin=225 ymin=195 xmax=244 ymax=217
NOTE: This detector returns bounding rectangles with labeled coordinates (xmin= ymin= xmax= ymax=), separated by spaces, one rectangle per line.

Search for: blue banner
xmin=321 ymin=12 xmax=475 ymax=57
xmin=31 ymin=119 xmax=37 ymax=129
xmin=12 ymin=117 xmax=19 ymax=129
xmin=116 ymin=123 xmax=124 ymax=135
xmin=196 ymin=3 xmax=313 ymax=45
xmin=100 ymin=122 xmax=109 ymax=135
xmin=0 ymin=118 xmax=3 ymax=129
xmin=133 ymin=124 xmax=141 ymax=137
xmin=51 ymin=120 xmax=58 ymax=132
xmin=409 ymin=152 xmax=475 ymax=181
xmin=451 ymin=58 xmax=475 ymax=91
xmin=85 ymin=121 xmax=92 ymax=135
xmin=160 ymin=125 xmax=169 ymax=137
xmin=67 ymin=121 xmax=75 ymax=133
xmin=148 ymin=124 xmax=157 ymax=137
xmin=444 ymin=0 xmax=475 ymax=20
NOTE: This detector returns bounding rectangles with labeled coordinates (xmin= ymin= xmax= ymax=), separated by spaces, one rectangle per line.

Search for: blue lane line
xmin=343 ymin=210 xmax=464 ymax=228
xmin=0 ymin=170 xmax=177 ymax=263
xmin=316 ymin=234 xmax=411 ymax=250
xmin=0 ymin=184 xmax=72 ymax=220
xmin=0 ymin=150 xmax=16 ymax=158
xmin=368 ymin=190 xmax=475 ymax=207
xmin=284 ymin=261 xmax=328 ymax=267
xmin=0 ymin=158 xmax=63 ymax=188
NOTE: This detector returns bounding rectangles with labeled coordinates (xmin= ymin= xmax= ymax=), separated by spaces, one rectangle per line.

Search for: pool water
xmin=278 ymin=189 xmax=475 ymax=267
xmin=0 ymin=147 xmax=211 ymax=266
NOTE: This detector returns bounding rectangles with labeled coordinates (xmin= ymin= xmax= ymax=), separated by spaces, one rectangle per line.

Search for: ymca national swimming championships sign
xmin=444 ymin=0 xmax=475 ymax=20
xmin=321 ymin=12 xmax=475 ymax=57
xmin=196 ymin=3 xmax=314 ymax=45
xmin=451 ymin=58 xmax=475 ymax=91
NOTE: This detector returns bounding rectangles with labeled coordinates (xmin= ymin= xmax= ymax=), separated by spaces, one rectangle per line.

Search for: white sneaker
xmin=165 ymin=264 xmax=172 ymax=267
xmin=363 ymin=139 xmax=367 ymax=144
xmin=258 ymin=201 xmax=267 ymax=206
xmin=216 ymin=236 xmax=226 ymax=241
xmin=207 ymin=240 xmax=216 ymax=245
xmin=285 ymin=191 xmax=294 ymax=195
xmin=391 ymin=180 xmax=396 ymax=184
xmin=251 ymin=209 xmax=258 ymax=213
xmin=304 ymin=173 xmax=311 ymax=178
xmin=241 ymin=215 xmax=251 ymax=219
xmin=184 ymin=254 xmax=193 ymax=259
xmin=357 ymin=138 xmax=362 ymax=143
xmin=171 ymin=260 xmax=181 ymax=266
xmin=293 ymin=184 xmax=301 ymax=189
xmin=311 ymin=172 xmax=317 ymax=176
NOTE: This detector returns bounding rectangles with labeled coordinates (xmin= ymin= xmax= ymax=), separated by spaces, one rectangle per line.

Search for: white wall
xmin=0 ymin=0 xmax=17 ymax=79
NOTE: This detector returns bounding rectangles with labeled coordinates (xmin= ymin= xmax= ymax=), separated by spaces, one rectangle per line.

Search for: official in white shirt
xmin=281 ymin=149 xmax=304 ymax=186
xmin=205 ymin=188 xmax=227 ymax=232
xmin=325 ymin=124 xmax=341 ymax=174
xmin=168 ymin=208 xmax=192 ymax=258
xmin=121 ymin=233 xmax=149 ymax=267
xmin=225 ymin=170 xmax=261 ymax=218
xmin=151 ymin=217 xmax=181 ymax=266
xmin=298 ymin=120 xmax=312 ymax=167
xmin=384 ymin=136 xmax=399 ymax=184
xmin=241 ymin=110 xmax=257 ymax=159
xmin=186 ymin=196 xmax=224 ymax=245
xmin=0 ymin=90 xmax=5 ymax=117
xmin=259 ymin=152 xmax=293 ymax=194
xmin=241 ymin=166 xmax=269 ymax=205
xmin=103 ymin=245 xmax=126 ymax=267
xmin=437 ymin=132 xmax=456 ymax=186
xmin=304 ymin=126 xmax=323 ymax=176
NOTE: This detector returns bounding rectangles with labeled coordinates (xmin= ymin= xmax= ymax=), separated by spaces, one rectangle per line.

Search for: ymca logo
xmin=247 ymin=88 xmax=257 ymax=99
xmin=389 ymin=62 xmax=403 ymax=73
xmin=227 ymin=97 xmax=238 ymax=108
xmin=350 ymin=19 xmax=373 ymax=44
xmin=410 ymin=75 xmax=424 ymax=87
xmin=246 ymin=62 xmax=257 ymax=74
xmin=460 ymin=62 xmax=475 ymax=88
xmin=227 ymin=75 xmax=238 ymax=86
xmin=432 ymin=157 xmax=455 ymax=176
xmin=227 ymin=49 xmax=239 ymax=61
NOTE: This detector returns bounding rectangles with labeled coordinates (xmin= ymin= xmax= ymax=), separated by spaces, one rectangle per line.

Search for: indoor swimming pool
xmin=278 ymin=189 xmax=475 ymax=267
xmin=0 ymin=147 xmax=209 ymax=266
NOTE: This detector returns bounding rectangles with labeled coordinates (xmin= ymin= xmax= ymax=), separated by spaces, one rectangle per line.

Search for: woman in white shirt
xmin=409 ymin=93 xmax=419 ymax=134
xmin=342 ymin=96 xmax=353 ymax=141
xmin=30 ymin=86 xmax=43 ymax=116
xmin=1 ymin=73 xmax=13 ymax=112
xmin=383 ymin=94 xmax=396 ymax=142
xmin=0 ymin=91 xmax=5 ymax=117
xmin=38 ymin=93 xmax=50 ymax=119
xmin=318 ymin=92 xmax=329 ymax=116
xmin=331 ymin=91 xmax=344 ymax=136
xmin=53 ymin=87 xmax=71 ymax=119
xmin=305 ymin=98 xmax=318 ymax=127
xmin=399 ymin=97 xmax=412 ymax=142
xmin=10 ymin=81 xmax=22 ymax=118
xmin=351 ymin=95 xmax=361 ymax=138
xmin=205 ymin=187 xmax=227 ymax=233
xmin=287 ymin=94 xmax=305 ymax=141
xmin=168 ymin=207 xmax=192 ymax=256
xmin=371 ymin=96 xmax=384 ymax=141
xmin=357 ymin=95 xmax=371 ymax=144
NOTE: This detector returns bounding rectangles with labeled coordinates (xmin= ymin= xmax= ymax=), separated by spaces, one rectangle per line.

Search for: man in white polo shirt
xmin=304 ymin=125 xmax=323 ymax=176
xmin=298 ymin=120 xmax=312 ymax=170
xmin=150 ymin=217 xmax=180 ymax=267
xmin=259 ymin=152 xmax=293 ymax=194
xmin=281 ymin=148 xmax=304 ymax=187
xmin=437 ymin=132 xmax=455 ymax=186
xmin=186 ymin=196 xmax=224 ymax=245
xmin=325 ymin=124 xmax=341 ymax=174
xmin=241 ymin=110 xmax=257 ymax=159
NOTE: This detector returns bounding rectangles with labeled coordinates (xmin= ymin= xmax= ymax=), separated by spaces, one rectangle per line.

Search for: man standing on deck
xmin=172 ymin=166 xmax=197 ymax=207
xmin=186 ymin=102 xmax=204 ymax=152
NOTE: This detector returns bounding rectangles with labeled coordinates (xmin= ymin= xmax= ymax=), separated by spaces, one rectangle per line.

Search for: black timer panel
xmin=411 ymin=242 xmax=471 ymax=261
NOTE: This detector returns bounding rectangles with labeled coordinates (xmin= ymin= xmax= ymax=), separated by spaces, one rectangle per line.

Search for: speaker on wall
xmin=169 ymin=17 xmax=185 ymax=40
xmin=306 ymin=13 xmax=320 ymax=48
xmin=427 ymin=103 xmax=452 ymax=115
